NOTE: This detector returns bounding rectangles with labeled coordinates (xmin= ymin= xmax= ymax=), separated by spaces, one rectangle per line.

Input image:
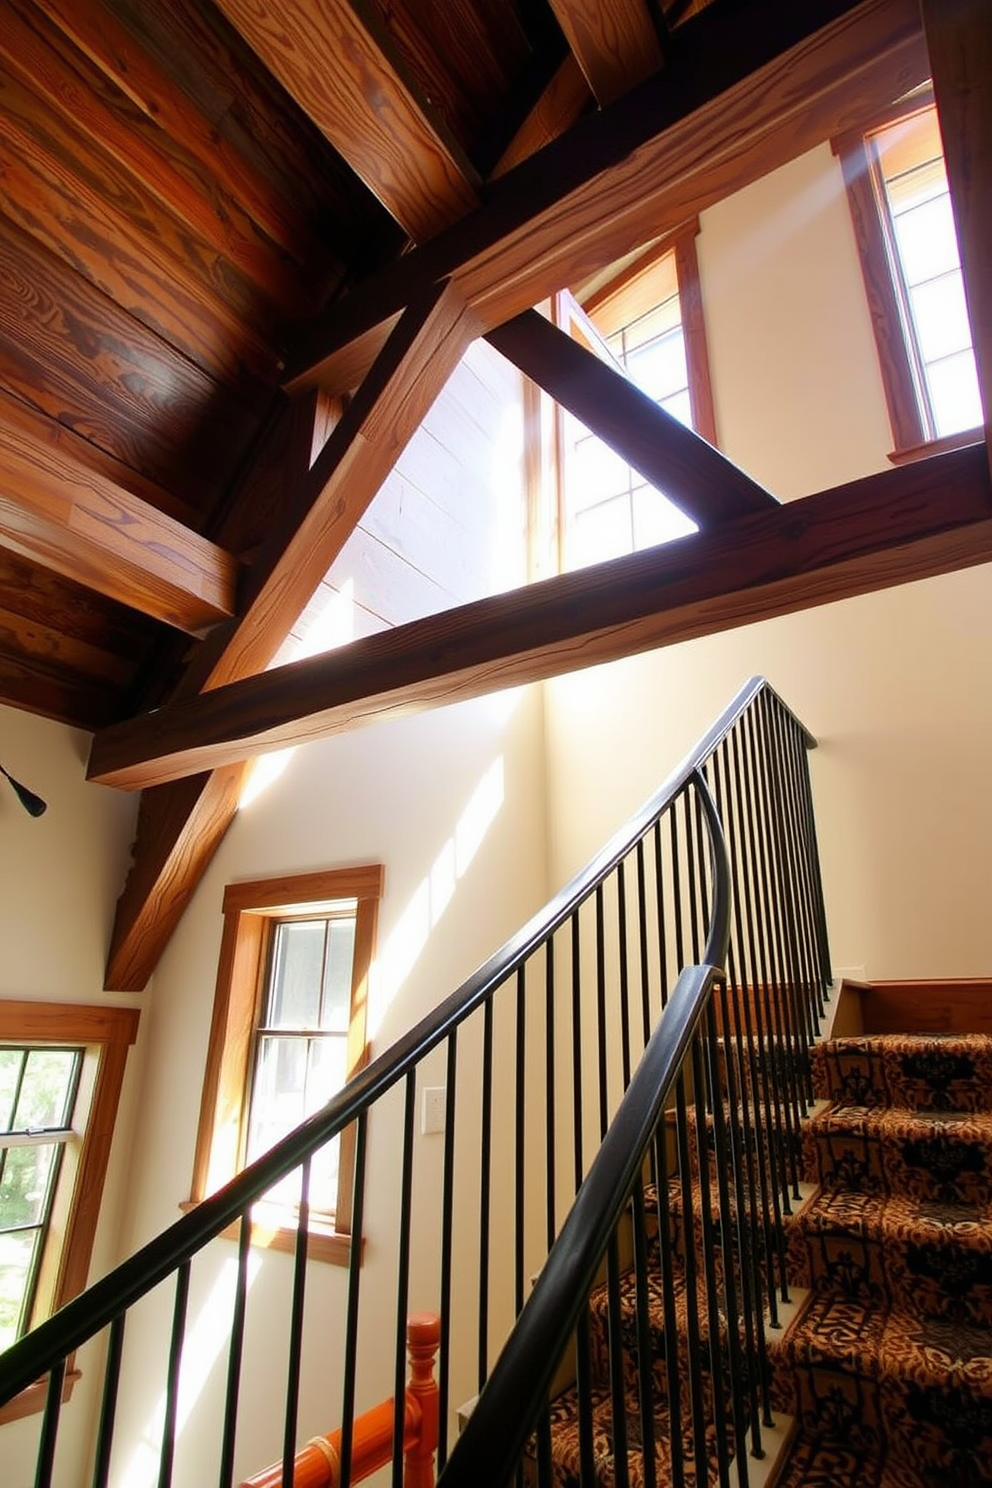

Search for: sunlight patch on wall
xmin=238 ymin=581 xmax=357 ymax=810
xmin=370 ymin=755 xmax=506 ymax=1037
xmin=121 ymin=1251 xmax=262 ymax=1487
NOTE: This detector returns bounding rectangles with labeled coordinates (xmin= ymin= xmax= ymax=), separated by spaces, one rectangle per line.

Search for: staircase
xmin=769 ymin=1030 xmax=992 ymax=1488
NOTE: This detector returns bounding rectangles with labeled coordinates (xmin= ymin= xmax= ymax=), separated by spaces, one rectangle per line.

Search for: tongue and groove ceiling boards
xmin=0 ymin=0 xmax=987 ymax=987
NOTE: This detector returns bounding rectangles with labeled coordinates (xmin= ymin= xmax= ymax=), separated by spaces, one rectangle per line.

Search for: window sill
xmin=888 ymin=426 xmax=984 ymax=465
xmin=0 ymin=1366 xmax=81 ymax=1426
xmin=180 ymin=1201 xmax=358 ymax=1268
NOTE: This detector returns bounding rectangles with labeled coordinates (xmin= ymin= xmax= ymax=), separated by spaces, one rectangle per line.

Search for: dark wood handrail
xmin=241 ymin=1313 xmax=440 ymax=1488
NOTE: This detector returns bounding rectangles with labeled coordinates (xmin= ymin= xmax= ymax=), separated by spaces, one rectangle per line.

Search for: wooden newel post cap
xmin=406 ymin=1312 xmax=441 ymax=1352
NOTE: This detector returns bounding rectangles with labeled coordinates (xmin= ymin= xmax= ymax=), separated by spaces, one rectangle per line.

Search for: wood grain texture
xmin=290 ymin=0 xmax=929 ymax=393
xmin=104 ymin=765 xmax=249 ymax=990
xmin=922 ymin=0 xmax=992 ymax=479
xmin=547 ymin=0 xmax=663 ymax=104
xmin=0 ymin=408 xmax=237 ymax=630
xmin=485 ymin=308 xmax=773 ymax=524
xmin=861 ymin=980 xmax=992 ymax=1036
xmin=490 ymin=54 xmax=591 ymax=179
xmin=87 ymin=444 xmax=992 ymax=788
xmin=183 ymin=280 xmax=480 ymax=695
xmin=212 ymin=0 xmax=479 ymax=241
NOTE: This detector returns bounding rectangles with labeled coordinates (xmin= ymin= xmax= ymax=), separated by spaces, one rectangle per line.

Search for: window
xmin=190 ymin=866 xmax=383 ymax=1266
xmin=835 ymin=89 xmax=982 ymax=460
xmin=0 ymin=1002 xmax=139 ymax=1422
xmin=555 ymin=219 xmax=717 ymax=570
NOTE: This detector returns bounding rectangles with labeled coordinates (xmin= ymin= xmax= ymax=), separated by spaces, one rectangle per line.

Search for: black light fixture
xmin=0 ymin=761 xmax=47 ymax=817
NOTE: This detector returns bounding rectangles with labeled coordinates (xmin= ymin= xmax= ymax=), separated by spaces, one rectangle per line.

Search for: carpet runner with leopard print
xmin=769 ymin=1032 xmax=992 ymax=1488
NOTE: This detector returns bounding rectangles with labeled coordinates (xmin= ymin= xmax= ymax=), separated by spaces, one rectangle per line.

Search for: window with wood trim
xmin=0 ymin=1001 xmax=139 ymax=1423
xmin=834 ymin=88 xmax=982 ymax=461
xmin=556 ymin=220 xmax=717 ymax=570
xmin=190 ymin=866 xmax=382 ymax=1266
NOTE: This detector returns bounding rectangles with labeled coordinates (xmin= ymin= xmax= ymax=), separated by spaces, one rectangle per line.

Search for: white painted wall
xmin=0 ymin=703 xmax=145 ymax=1486
xmin=544 ymin=143 xmax=992 ymax=979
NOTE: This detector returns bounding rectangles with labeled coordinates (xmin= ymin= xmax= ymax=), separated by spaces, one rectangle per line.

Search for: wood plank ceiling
xmin=0 ymin=0 xmax=987 ymax=989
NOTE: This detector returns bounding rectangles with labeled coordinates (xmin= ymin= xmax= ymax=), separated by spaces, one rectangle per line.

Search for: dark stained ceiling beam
xmin=489 ymin=55 xmax=592 ymax=179
xmin=486 ymin=309 xmax=777 ymax=525
xmin=287 ymin=0 xmax=929 ymax=396
xmin=545 ymin=0 xmax=664 ymax=105
xmin=87 ymin=444 xmax=992 ymax=791
xmin=921 ymin=0 xmax=992 ymax=482
xmin=211 ymin=0 xmax=480 ymax=241
xmin=0 ymin=400 xmax=237 ymax=632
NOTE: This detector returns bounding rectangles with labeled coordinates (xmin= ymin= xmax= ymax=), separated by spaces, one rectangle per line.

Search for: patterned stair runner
xmin=769 ymin=1034 xmax=992 ymax=1488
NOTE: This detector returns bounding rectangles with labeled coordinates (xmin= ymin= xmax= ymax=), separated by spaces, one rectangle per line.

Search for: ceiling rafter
xmin=210 ymin=0 xmax=481 ymax=241
xmin=87 ymin=445 xmax=992 ymax=791
xmin=0 ymin=403 xmax=237 ymax=632
xmin=287 ymin=0 xmax=928 ymax=396
xmin=486 ymin=309 xmax=776 ymax=525
xmin=546 ymin=0 xmax=664 ymax=104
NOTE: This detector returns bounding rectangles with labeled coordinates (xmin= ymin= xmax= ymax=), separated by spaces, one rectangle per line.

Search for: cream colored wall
xmin=543 ymin=143 xmax=992 ymax=980
xmin=0 ymin=703 xmax=146 ymax=1487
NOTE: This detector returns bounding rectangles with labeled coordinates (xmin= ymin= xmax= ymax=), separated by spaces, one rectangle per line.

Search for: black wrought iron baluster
xmin=340 ymin=1113 xmax=368 ymax=1488
xmin=160 ymin=1260 xmax=190 ymax=1488
xmin=787 ymin=712 xmax=832 ymax=989
xmin=282 ymin=1161 xmax=310 ymax=1487
xmin=478 ymin=999 xmax=494 ymax=1396
xmin=571 ymin=910 xmax=584 ymax=1194
xmin=596 ymin=885 xmax=609 ymax=1141
xmin=35 ymin=1357 xmax=65 ymax=1488
xmin=703 ymin=998 xmax=752 ymax=1487
xmin=716 ymin=729 xmax=780 ymax=1373
xmin=575 ymin=1307 xmax=596 ymax=1486
xmin=515 ymin=967 xmax=527 ymax=1320
xmin=746 ymin=706 xmax=802 ymax=1202
xmin=217 ymin=1215 xmax=250 ymax=1488
xmin=738 ymin=715 xmax=796 ymax=1223
xmin=653 ymin=820 xmax=670 ymax=1011
xmin=630 ymin=1178 xmax=657 ymax=1488
xmin=92 ymin=1314 xmax=125 ymax=1488
xmin=546 ymin=937 xmax=557 ymax=1253
xmin=651 ymin=1125 xmax=685 ymax=1488
xmin=673 ymin=1063 xmax=708 ymax=1488
xmin=605 ymin=1233 xmax=630 ymax=1488
xmin=683 ymin=787 xmax=703 ymax=965
xmin=690 ymin=1034 xmax=732 ymax=1488
xmin=617 ymin=860 xmax=632 ymax=1090
xmin=536 ymin=1401 xmax=554 ymax=1488
xmin=636 ymin=838 xmax=652 ymax=1054
xmin=731 ymin=724 xmax=790 ymax=1302
xmin=439 ymin=1039 xmax=457 ymax=1470
xmin=394 ymin=1072 xmax=417 ymax=1484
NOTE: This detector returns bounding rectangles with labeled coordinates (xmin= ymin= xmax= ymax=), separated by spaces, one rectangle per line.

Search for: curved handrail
xmin=438 ymin=769 xmax=731 ymax=1486
xmin=0 ymin=677 xmax=757 ymax=1404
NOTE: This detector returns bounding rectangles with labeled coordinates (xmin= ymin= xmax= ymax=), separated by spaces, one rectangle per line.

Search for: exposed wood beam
xmin=211 ymin=0 xmax=479 ymax=241
xmin=180 ymin=280 xmax=480 ymax=696
xmin=922 ymin=0 xmax=992 ymax=482
xmin=490 ymin=55 xmax=592 ymax=179
xmin=546 ymin=0 xmax=664 ymax=105
xmin=87 ymin=444 xmax=992 ymax=790
xmin=486 ymin=309 xmax=776 ymax=525
xmin=103 ymin=287 xmax=478 ymax=989
xmin=0 ymin=403 xmax=236 ymax=632
xmin=288 ymin=0 xmax=928 ymax=396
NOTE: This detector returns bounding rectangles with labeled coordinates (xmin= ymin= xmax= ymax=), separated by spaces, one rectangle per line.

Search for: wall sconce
xmin=0 ymin=761 xmax=47 ymax=817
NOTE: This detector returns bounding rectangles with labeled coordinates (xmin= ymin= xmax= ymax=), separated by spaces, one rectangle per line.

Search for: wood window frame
xmin=0 ymin=1001 xmax=139 ymax=1424
xmin=833 ymin=87 xmax=982 ymax=464
xmin=189 ymin=865 xmax=383 ymax=1267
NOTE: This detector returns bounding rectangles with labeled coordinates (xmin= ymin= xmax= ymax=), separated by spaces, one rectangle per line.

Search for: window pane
xmin=13 ymin=1049 xmax=79 ymax=1131
xmin=0 ymin=1229 xmax=39 ymax=1351
xmin=909 ymin=272 xmax=974 ymax=365
xmin=307 ymin=1037 xmax=348 ymax=1117
xmin=0 ymin=1051 xmax=23 ymax=1131
xmin=321 ymin=919 xmax=356 ymax=1032
xmin=0 ymin=1142 xmax=60 ymax=1230
xmin=567 ymin=430 xmax=632 ymax=512
xmin=926 ymin=350 xmax=983 ymax=438
xmin=892 ymin=194 xmax=960 ymax=286
xmin=625 ymin=327 xmax=688 ymax=404
xmin=569 ymin=496 xmax=634 ymax=566
xmin=267 ymin=921 xmax=325 ymax=1028
xmin=631 ymin=485 xmax=697 ymax=550
xmin=660 ymin=389 xmax=693 ymax=429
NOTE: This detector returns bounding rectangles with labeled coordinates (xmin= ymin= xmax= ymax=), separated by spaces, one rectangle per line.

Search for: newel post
xmin=405 ymin=1312 xmax=440 ymax=1488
